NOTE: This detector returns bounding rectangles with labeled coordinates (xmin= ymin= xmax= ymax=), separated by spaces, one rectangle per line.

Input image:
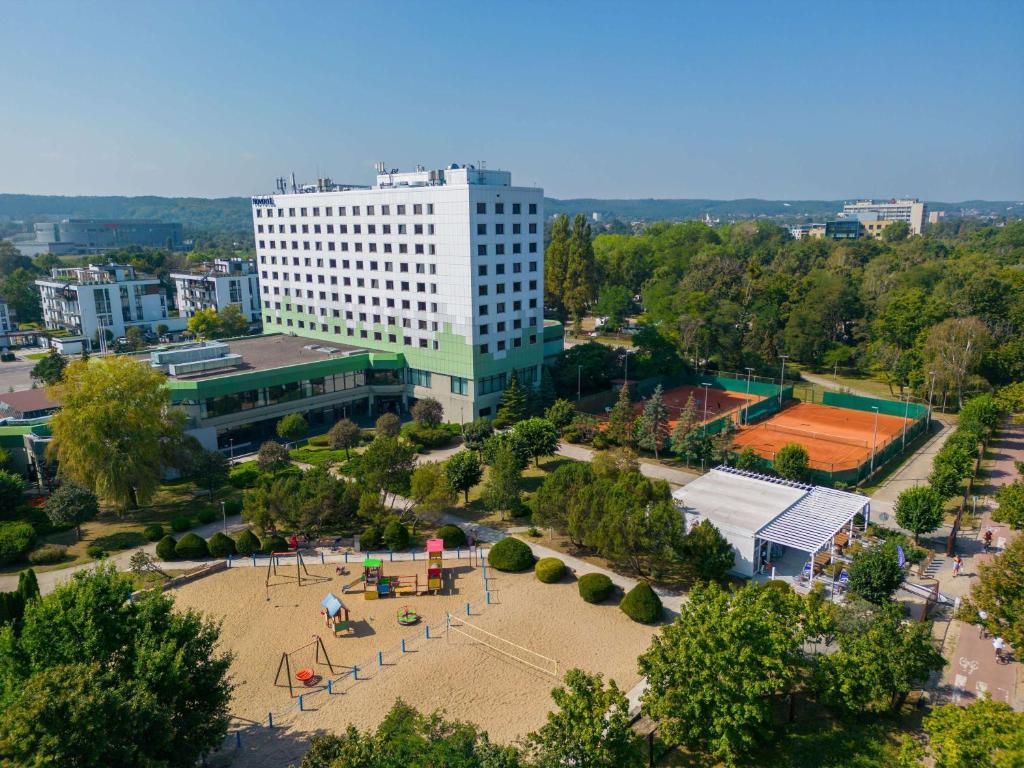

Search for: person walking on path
xmin=952 ymin=554 xmax=963 ymax=577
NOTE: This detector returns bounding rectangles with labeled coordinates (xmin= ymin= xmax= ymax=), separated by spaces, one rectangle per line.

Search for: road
xmin=0 ymin=358 xmax=39 ymax=394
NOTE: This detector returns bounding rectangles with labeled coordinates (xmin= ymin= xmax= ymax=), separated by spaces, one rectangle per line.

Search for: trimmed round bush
xmin=382 ymin=518 xmax=410 ymax=550
xmin=487 ymin=537 xmax=535 ymax=572
xmin=619 ymin=582 xmax=663 ymax=624
xmin=170 ymin=516 xmax=191 ymax=533
xmin=436 ymin=524 xmax=467 ymax=548
xmin=86 ymin=544 xmax=106 ymax=559
xmin=28 ymin=543 xmax=67 ymax=565
xmin=360 ymin=525 xmax=382 ymax=550
xmin=207 ymin=531 xmax=236 ymax=558
xmin=261 ymin=534 xmax=288 ymax=554
xmin=143 ymin=523 xmax=165 ymax=542
xmin=578 ymin=573 xmax=614 ymax=603
xmin=234 ymin=529 xmax=261 ymax=556
xmin=175 ymin=532 xmax=209 ymax=560
xmin=196 ymin=506 xmax=217 ymax=525
xmin=0 ymin=521 xmax=36 ymax=565
xmin=155 ymin=535 xmax=178 ymax=561
xmin=535 ymin=557 xmax=566 ymax=584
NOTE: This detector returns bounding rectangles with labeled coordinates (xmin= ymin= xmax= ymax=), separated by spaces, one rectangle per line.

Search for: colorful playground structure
xmin=343 ymin=538 xmax=447 ymax=599
xmin=320 ymin=592 xmax=352 ymax=637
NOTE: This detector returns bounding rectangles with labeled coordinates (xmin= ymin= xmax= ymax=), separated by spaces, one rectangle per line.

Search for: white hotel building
xmin=252 ymin=164 xmax=550 ymax=419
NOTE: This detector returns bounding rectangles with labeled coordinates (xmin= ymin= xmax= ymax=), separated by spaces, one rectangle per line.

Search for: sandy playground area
xmin=171 ymin=556 xmax=658 ymax=755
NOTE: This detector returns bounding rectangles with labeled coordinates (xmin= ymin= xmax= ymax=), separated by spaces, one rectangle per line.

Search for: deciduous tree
xmin=43 ymin=481 xmax=98 ymax=540
xmin=894 ymin=485 xmax=945 ymax=543
xmin=327 ymin=418 xmax=361 ymax=458
xmin=410 ymin=397 xmax=443 ymax=427
xmin=509 ymin=417 xmax=559 ymax=468
xmin=444 ymin=450 xmax=482 ymax=503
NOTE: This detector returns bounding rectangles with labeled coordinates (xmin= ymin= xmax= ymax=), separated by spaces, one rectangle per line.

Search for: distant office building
xmin=171 ymin=259 xmax=261 ymax=325
xmin=824 ymin=220 xmax=862 ymax=240
xmin=15 ymin=219 xmax=185 ymax=257
xmin=928 ymin=210 xmax=945 ymax=225
xmin=0 ymin=299 xmax=12 ymax=334
xmin=36 ymin=263 xmax=185 ymax=349
xmin=841 ymin=199 xmax=927 ymax=235
xmin=789 ymin=223 xmax=826 ymax=239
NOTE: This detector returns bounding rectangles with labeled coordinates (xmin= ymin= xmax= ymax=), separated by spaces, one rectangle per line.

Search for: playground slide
xmin=341 ymin=576 xmax=364 ymax=593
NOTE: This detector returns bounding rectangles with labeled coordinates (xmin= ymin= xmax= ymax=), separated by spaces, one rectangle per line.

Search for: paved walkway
xmin=0 ymin=515 xmax=248 ymax=595
xmin=557 ymin=442 xmax=699 ymax=487
xmin=940 ymin=421 xmax=1023 ymax=709
xmin=870 ymin=418 xmax=954 ymax=519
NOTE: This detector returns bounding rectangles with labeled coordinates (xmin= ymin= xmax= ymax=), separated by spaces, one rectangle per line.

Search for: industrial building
xmin=251 ymin=164 xmax=555 ymax=419
xmin=14 ymin=219 xmax=185 ymax=256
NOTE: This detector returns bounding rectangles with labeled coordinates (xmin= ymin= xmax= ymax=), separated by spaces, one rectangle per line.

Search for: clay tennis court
xmin=732 ymin=401 xmax=913 ymax=471
xmin=618 ymin=383 xmax=763 ymax=431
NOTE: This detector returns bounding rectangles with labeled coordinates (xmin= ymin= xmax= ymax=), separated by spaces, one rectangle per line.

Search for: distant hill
xmin=1 ymin=194 xmax=1019 ymax=238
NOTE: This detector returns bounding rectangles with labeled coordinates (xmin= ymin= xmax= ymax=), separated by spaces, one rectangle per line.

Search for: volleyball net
xmin=445 ymin=614 xmax=559 ymax=678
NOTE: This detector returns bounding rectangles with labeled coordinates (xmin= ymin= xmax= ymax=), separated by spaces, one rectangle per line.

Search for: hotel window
xmin=382 ymin=205 xmax=390 ymax=215
xmin=479 ymin=343 xmax=489 ymax=354
xmin=367 ymin=205 xmax=374 ymax=215
xmin=495 ymin=223 xmax=504 ymax=235
xmin=450 ymin=376 xmax=469 ymax=396
xmin=495 ymin=203 xmax=504 ymax=214
xmin=397 ymin=205 xmax=406 ymax=214
xmin=477 ymin=245 xmax=487 ymax=256
xmin=477 ymin=373 xmax=506 ymax=395
xmin=529 ymin=203 xmax=537 ymax=214
xmin=477 ymin=223 xmax=487 ymax=235
xmin=413 ymin=204 xmax=422 ymax=214
xmin=427 ymin=204 xmax=434 ymax=214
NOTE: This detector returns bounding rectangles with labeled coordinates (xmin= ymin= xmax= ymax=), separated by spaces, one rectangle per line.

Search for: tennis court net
xmin=763 ymin=423 xmax=869 ymax=448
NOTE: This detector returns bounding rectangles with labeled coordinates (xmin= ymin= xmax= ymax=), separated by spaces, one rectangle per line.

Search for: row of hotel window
xmin=256 ymin=221 xmax=538 ymax=237
xmin=254 ymin=202 xmax=538 ymax=218
xmin=262 ymin=290 xmax=539 ymax=315
xmin=258 ymin=256 xmax=539 ymax=276
xmin=258 ymin=240 xmax=539 ymax=255
xmin=263 ymin=315 xmax=539 ymax=351
xmin=262 ymin=274 xmax=538 ymax=296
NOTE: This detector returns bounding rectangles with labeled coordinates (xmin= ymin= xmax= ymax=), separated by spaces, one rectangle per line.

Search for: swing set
xmin=273 ymin=634 xmax=339 ymax=698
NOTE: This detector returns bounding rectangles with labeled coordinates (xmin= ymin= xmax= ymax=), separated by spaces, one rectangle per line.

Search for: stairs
xmin=923 ymin=554 xmax=945 ymax=579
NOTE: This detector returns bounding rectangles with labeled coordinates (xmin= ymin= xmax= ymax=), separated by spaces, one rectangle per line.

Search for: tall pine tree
xmin=670 ymin=394 xmax=699 ymax=456
xmin=637 ymin=384 xmax=670 ymax=459
xmin=495 ymin=371 xmax=527 ymax=428
xmin=563 ymin=214 xmax=597 ymax=333
xmin=606 ymin=383 xmax=636 ymax=446
xmin=545 ymin=215 xmax=571 ymax=322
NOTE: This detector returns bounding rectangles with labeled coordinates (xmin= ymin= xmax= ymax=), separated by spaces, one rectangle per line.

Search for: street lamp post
xmin=778 ymin=355 xmax=790 ymax=408
xmin=926 ymin=370 xmax=937 ymax=426
xmin=221 ymin=500 xmax=227 ymax=533
xmin=228 ymin=438 xmax=234 ymax=461
xmin=744 ymin=367 xmax=754 ymax=425
xmin=869 ymin=406 xmax=880 ymax=475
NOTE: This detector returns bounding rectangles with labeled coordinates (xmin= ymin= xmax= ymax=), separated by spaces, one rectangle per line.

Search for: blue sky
xmin=2 ymin=1 xmax=1022 ymax=200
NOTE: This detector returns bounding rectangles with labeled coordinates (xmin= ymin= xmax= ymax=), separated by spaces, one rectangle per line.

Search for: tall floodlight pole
xmin=701 ymin=382 xmax=711 ymax=435
xmin=778 ymin=355 xmax=790 ymax=408
xmin=869 ymin=406 xmax=880 ymax=475
xmin=744 ymin=367 xmax=754 ymax=425
xmin=221 ymin=500 xmax=227 ymax=533
xmin=901 ymin=392 xmax=911 ymax=450
xmin=926 ymin=370 xmax=937 ymax=426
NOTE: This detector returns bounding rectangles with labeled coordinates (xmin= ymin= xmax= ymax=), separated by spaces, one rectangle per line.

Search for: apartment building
xmin=36 ymin=263 xmax=181 ymax=348
xmin=252 ymin=164 xmax=551 ymax=419
xmin=171 ymin=258 xmax=261 ymax=324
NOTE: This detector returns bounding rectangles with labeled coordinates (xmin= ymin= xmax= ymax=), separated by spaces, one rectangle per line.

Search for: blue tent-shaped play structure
xmin=321 ymin=592 xmax=351 ymax=635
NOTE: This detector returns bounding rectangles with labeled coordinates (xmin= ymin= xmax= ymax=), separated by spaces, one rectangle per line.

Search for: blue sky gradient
xmin=2 ymin=0 xmax=1022 ymax=199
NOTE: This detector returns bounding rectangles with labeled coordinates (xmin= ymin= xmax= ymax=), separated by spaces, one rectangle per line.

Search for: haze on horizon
xmin=2 ymin=0 xmax=1022 ymax=201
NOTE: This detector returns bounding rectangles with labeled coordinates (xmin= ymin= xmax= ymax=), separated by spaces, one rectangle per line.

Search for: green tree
xmin=218 ymin=303 xmax=249 ymax=336
xmin=882 ymin=220 xmax=911 ymax=242
xmin=463 ymin=419 xmax=494 ymax=454
xmin=894 ymin=485 xmax=945 ymax=543
xmin=0 ymin=470 xmax=26 ymax=513
xmin=636 ymin=384 xmax=669 ymax=458
xmin=29 ymin=350 xmax=67 ymax=385
xmin=276 ymin=413 xmax=309 ymax=442
xmin=48 ymin=355 xmax=182 ymax=511
xmin=0 ymin=566 xmax=232 ymax=767
xmin=186 ymin=307 xmax=222 ymax=339
xmin=408 ymin=462 xmax=456 ymax=525
xmin=544 ymin=399 xmax=576 ymax=431
xmin=668 ymin=394 xmax=700 ymax=457
xmin=593 ymin=285 xmax=632 ymax=331
xmin=969 ymin=536 xmax=1024 ymax=648
xmin=564 ymin=214 xmax=597 ymax=333
xmin=375 ymin=411 xmax=401 ymax=437
xmin=774 ymin=442 xmax=809 ymax=481
xmin=495 ymin=371 xmax=527 ymax=428
xmin=1 ymin=268 xmax=43 ymax=324
xmin=847 ymin=541 xmax=905 ymax=605
xmin=444 ymin=450 xmax=483 ymax=503
xmin=509 ymin=417 xmax=559 ymax=468
xmin=531 ymin=461 xmax=596 ymax=547
xmin=361 ymin=436 xmax=415 ymax=498
xmin=256 ymin=440 xmax=291 ymax=472
xmin=992 ymin=480 xmax=1024 ymax=530
xmin=525 ymin=669 xmax=640 ymax=768
xmin=327 ymin=418 xmax=361 ymax=458
xmin=817 ymin=602 xmax=945 ymax=713
xmin=924 ymin=317 xmax=992 ymax=410
xmin=537 ymin=366 xmax=558 ymax=412
xmin=924 ymin=696 xmax=1024 ymax=768
xmin=410 ymin=397 xmax=443 ymax=427
xmin=606 ymin=383 xmax=636 ymax=447
xmin=481 ymin=444 xmax=522 ymax=519
xmin=591 ymin=473 xmax=682 ymax=576
xmin=191 ymin=448 xmax=229 ymax=498
xmin=639 ymin=582 xmax=805 ymax=767
xmin=544 ymin=214 xmax=571 ymax=321
xmin=43 ymin=481 xmax=98 ymax=540
xmin=679 ymin=519 xmax=735 ymax=581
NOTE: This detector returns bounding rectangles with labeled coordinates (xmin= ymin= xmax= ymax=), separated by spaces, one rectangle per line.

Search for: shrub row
xmin=154 ymin=528 xmax=277 ymax=561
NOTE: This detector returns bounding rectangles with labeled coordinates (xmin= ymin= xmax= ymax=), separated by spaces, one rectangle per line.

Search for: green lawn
xmin=23 ymin=352 xmax=49 ymax=360
xmin=448 ymin=455 xmax=577 ymax=528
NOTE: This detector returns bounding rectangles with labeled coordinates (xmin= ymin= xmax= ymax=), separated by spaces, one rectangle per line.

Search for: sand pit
xmin=171 ymin=557 xmax=657 ymax=751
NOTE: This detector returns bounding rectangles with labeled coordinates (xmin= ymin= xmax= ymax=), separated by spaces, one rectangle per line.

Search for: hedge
xmin=578 ymin=573 xmax=614 ymax=603
xmin=155 ymin=535 xmax=178 ymax=561
xmin=143 ymin=524 xmax=165 ymax=542
xmin=262 ymin=535 xmax=288 ymax=554
xmin=170 ymin=516 xmax=191 ymax=533
xmin=234 ymin=529 xmax=261 ymax=556
xmin=92 ymin=532 xmax=146 ymax=552
xmin=207 ymin=531 xmax=236 ymax=558
xmin=229 ymin=462 xmax=261 ymax=489
xmin=435 ymin=524 xmax=467 ymax=548
xmin=619 ymin=582 xmax=663 ymax=623
xmin=487 ymin=537 xmax=535 ymax=572
xmin=535 ymin=557 xmax=566 ymax=583
xmin=0 ymin=522 xmax=36 ymax=565
xmin=86 ymin=544 xmax=106 ymax=559
xmin=27 ymin=544 xmax=67 ymax=565
xmin=175 ymin=533 xmax=209 ymax=560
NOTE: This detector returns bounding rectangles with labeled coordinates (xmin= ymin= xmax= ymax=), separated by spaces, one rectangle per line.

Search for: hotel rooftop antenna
xmin=290 ymin=172 xmax=298 ymax=193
